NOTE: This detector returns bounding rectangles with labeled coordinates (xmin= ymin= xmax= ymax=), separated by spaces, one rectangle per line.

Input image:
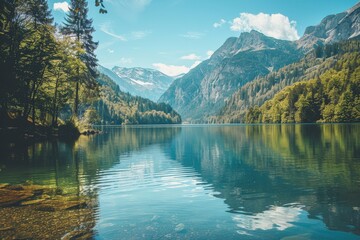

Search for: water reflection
xmin=0 ymin=124 xmax=359 ymax=239
xmin=168 ymin=124 xmax=360 ymax=237
xmin=0 ymin=126 xmax=181 ymax=193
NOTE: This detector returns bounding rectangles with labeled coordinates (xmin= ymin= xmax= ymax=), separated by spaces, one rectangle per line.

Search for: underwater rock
xmin=37 ymin=199 xmax=87 ymax=212
xmin=0 ymin=227 xmax=14 ymax=232
xmin=0 ymin=189 xmax=33 ymax=207
xmin=0 ymin=184 xmax=94 ymax=240
xmin=0 ymin=184 xmax=9 ymax=189
xmin=175 ymin=223 xmax=185 ymax=232
xmin=61 ymin=229 xmax=93 ymax=240
xmin=21 ymin=199 xmax=46 ymax=206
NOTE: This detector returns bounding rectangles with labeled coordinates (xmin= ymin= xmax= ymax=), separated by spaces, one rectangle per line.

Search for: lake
xmin=0 ymin=124 xmax=360 ymax=239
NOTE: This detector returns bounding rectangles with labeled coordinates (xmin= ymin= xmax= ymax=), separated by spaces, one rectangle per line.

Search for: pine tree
xmin=62 ymin=0 xmax=98 ymax=117
xmin=20 ymin=0 xmax=56 ymax=126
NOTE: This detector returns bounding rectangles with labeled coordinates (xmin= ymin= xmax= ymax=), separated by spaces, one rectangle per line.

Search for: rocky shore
xmin=0 ymin=184 xmax=95 ymax=239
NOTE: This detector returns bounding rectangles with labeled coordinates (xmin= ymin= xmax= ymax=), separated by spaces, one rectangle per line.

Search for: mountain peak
xmin=347 ymin=2 xmax=360 ymax=14
xmin=241 ymin=30 xmax=265 ymax=37
xmin=298 ymin=2 xmax=360 ymax=50
xmin=98 ymin=66 xmax=174 ymax=102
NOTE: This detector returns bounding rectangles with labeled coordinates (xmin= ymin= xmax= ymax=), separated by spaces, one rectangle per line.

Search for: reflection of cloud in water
xmin=233 ymin=204 xmax=304 ymax=232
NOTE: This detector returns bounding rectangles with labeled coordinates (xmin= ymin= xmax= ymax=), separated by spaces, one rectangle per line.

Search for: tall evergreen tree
xmin=61 ymin=0 xmax=98 ymax=117
xmin=20 ymin=0 xmax=56 ymax=126
xmin=0 ymin=0 xmax=29 ymax=127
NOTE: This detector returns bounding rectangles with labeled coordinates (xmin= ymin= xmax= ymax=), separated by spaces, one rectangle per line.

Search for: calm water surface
xmin=1 ymin=124 xmax=360 ymax=239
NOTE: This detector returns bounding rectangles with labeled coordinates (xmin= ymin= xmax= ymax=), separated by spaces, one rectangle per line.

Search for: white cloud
xmin=99 ymin=23 xmax=127 ymax=41
xmin=206 ymin=50 xmax=214 ymax=58
xmin=131 ymin=31 xmax=152 ymax=40
xmin=53 ymin=2 xmax=69 ymax=12
xmin=153 ymin=59 xmax=202 ymax=77
xmin=213 ymin=19 xmax=226 ymax=28
xmin=230 ymin=12 xmax=300 ymax=41
xmin=107 ymin=49 xmax=115 ymax=54
xmin=152 ymin=63 xmax=190 ymax=77
xmin=181 ymin=54 xmax=201 ymax=61
xmin=180 ymin=32 xmax=204 ymax=39
xmin=120 ymin=57 xmax=133 ymax=64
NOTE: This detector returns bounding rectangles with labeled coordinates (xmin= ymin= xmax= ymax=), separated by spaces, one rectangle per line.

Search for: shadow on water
xmin=166 ymin=124 xmax=360 ymax=236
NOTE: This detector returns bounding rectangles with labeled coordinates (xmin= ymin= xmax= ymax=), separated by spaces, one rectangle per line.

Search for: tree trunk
xmin=52 ymin=71 xmax=60 ymax=127
xmin=74 ymin=77 xmax=79 ymax=118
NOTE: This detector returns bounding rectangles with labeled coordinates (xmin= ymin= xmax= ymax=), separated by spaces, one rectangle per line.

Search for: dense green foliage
xmin=0 ymin=0 xmax=181 ymax=132
xmin=245 ymin=43 xmax=360 ymax=123
xmin=217 ymin=40 xmax=360 ymax=123
xmin=62 ymin=0 xmax=99 ymax=117
xmin=0 ymin=0 xmax=100 ymax=130
xmin=95 ymin=74 xmax=182 ymax=125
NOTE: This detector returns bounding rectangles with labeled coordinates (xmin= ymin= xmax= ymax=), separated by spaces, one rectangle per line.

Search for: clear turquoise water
xmin=1 ymin=124 xmax=360 ymax=239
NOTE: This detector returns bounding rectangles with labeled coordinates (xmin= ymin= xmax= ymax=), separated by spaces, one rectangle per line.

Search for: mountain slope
xmin=217 ymin=39 xmax=360 ymax=123
xmin=297 ymin=2 xmax=360 ymax=50
xmin=246 ymin=43 xmax=360 ymax=123
xmin=94 ymin=73 xmax=181 ymax=125
xmin=98 ymin=66 xmax=174 ymax=102
xmin=159 ymin=30 xmax=300 ymax=122
xmin=215 ymin=2 xmax=360 ymax=123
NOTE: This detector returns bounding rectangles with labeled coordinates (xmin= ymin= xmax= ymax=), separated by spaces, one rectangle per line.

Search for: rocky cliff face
xmin=159 ymin=31 xmax=300 ymax=122
xmin=297 ymin=2 xmax=360 ymax=50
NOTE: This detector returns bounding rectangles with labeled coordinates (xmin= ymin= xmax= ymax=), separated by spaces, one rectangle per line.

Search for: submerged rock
xmin=61 ymin=229 xmax=93 ymax=240
xmin=175 ymin=223 xmax=185 ymax=232
xmin=37 ymin=199 xmax=87 ymax=212
xmin=0 ymin=189 xmax=33 ymax=207
xmin=0 ymin=227 xmax=14 ymax=232
xmin=0 ymin=184 xmax=95 ymax=239
xmin=0 ymin=184 xmax=9 ymax=189
xmin=21 ymin=199 xmax=46 ymax=206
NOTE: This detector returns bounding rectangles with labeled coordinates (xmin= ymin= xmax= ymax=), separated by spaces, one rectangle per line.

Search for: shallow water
xmin=1 ymin=124 xmax=360 ymax=239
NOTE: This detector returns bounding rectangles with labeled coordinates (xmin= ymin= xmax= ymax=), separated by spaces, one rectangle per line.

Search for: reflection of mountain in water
xmin=167 ymin=124 xmax=360 ymax=235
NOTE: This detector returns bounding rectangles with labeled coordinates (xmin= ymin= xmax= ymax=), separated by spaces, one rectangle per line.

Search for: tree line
xmin=245 ymin=42 xmax=360 ymax=123
xmin=0 ymin=0 xmax=98 ymax=129
xmin=95 ymin=73 xmax=182 ymax=125
xmin=216 ymin=40 xmax=360 ymax=123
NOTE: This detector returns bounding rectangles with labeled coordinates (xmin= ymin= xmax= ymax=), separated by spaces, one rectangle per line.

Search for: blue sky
xmin=50 ymin=0 xmax=359 ymax=76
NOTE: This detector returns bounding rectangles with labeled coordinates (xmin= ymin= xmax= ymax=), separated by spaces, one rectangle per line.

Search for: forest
xmin=245 ymin=41 xmax=360 ymax=123
xmin=0 ymin=0 xmax=180 ymax=138
xmin=217 ymin=40 xmax=360 ymax=123
xmin=96 ymin=73 xmax=181 ymax=125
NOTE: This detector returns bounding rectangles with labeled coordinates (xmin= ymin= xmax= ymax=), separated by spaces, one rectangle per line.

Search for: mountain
xmin=216 ymin=39 xmax=360 ymax=123
xmin=159 ymin=30 xmax=300 ymax=122
xmin=159 ymin=2 xmax=360 ymax=123
xmin=245 ymin=41 xmax=360 ymax=123
xmin=98 ymin=66 xmax=174 ymax=102
xmin=93 ymin=72 xmax=181 ymax=125
xmin=297 ymin=2 xmax=360 ymax=50
xmin=215 ymin=3 xmax=360 ymax=123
